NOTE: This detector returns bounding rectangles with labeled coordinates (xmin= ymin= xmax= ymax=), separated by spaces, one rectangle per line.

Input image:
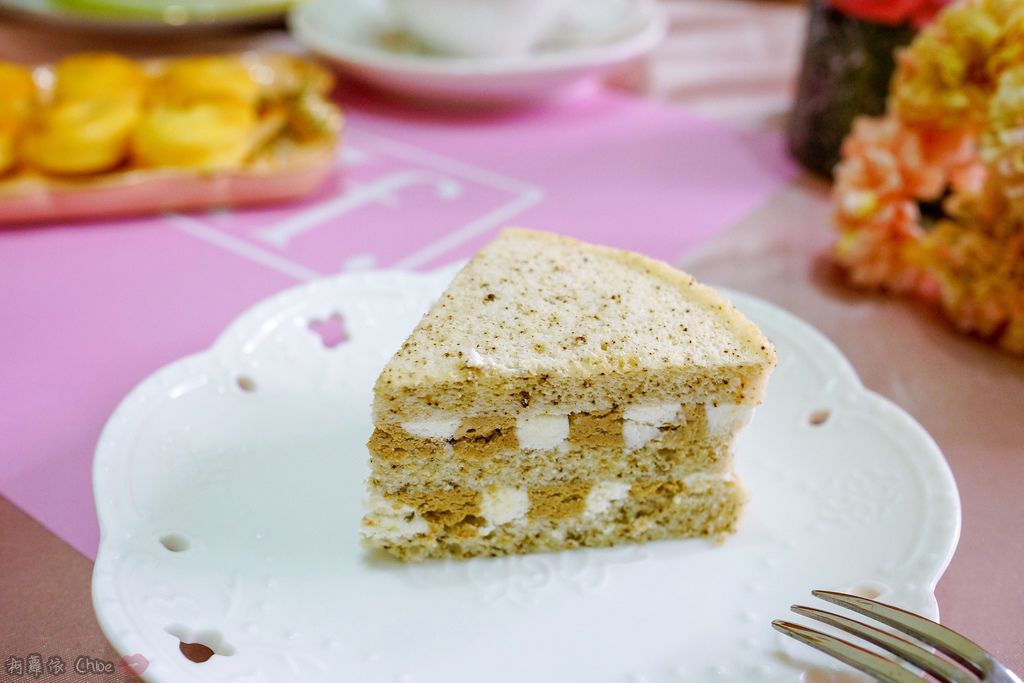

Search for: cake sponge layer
xmin=370 ymin=436 xmax=734 ymax=494
xmin=363 ymin=477 xmax=747 ymax=561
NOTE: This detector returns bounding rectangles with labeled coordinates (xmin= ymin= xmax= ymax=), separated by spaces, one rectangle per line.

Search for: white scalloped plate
xmin=92 ymin=266 xmax=960 ymax=683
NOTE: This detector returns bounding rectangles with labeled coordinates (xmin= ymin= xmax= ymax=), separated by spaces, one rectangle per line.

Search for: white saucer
xmin=288 ymin=0 xmax=667 ymax=104
xmin=92 ymin=265 xmax=960 ymax=683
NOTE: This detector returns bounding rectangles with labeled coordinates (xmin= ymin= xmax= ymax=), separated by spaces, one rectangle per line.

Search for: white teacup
xmin=389 ymin=0 xmax=571 ymax=57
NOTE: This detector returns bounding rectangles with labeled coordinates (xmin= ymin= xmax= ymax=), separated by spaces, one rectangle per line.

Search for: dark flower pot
xmin=787 ymin=0 xmax=917 ymax=177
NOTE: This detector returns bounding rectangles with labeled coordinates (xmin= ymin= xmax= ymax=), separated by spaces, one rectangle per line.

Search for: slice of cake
xmin=362 ymin=229 xmax=775 ymax=561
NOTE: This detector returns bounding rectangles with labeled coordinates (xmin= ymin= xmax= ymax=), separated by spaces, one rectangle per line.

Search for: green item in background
xmin=50 ymin=0 xmax=293 ymax=22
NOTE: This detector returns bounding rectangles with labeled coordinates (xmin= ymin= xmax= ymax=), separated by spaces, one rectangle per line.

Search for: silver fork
xmin=773 ymin=590 xmax=1022 ymax=683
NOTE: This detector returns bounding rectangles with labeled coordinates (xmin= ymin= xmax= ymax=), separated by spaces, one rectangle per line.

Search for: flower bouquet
xmin=833 ymin=0 xmax=1024 ymax=354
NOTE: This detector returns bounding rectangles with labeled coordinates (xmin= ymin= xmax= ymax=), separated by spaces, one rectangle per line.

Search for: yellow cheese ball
xmin=20 ymin=98 xmax=138 ymax=175
xmin=0 ymin=122 xmax=17 ymax=174
xmin=53 ymin=52 xmax=148 ymax=105
xmin=153 ymin=55 xmax=260 ymax=107
xmin=0 ymin=60 xmax=36 ymax=173
xmin=0 ymin=60 xmax=35 ymax=115
xmin=131 ymin=99 xmax=256 ymax=171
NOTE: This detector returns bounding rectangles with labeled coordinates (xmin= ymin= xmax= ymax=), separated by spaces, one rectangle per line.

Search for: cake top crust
xmin=374 ymin=229 xmax=775 ymax=417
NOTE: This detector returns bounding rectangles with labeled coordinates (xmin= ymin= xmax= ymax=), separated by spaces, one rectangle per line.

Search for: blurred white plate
xmin=288 ymin=0 xmax=666 ymax=104
xmin=91 ymin=265 xmax=960 ymax=682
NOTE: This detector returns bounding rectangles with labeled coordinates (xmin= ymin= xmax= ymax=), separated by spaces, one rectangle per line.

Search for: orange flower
xmin=832 ymin=116 xmax=977 ymax=293
xmin=832 ymin=0 xmax=1024 ymax=354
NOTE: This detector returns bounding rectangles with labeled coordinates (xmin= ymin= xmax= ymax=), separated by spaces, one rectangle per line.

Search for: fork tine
xmin=792 ymin=605 xmax=979 ymax=683
xmin=813 ymin=590 xmax=990 ymax=675
xmin=772 ymin=620 xmax=922 ymax=683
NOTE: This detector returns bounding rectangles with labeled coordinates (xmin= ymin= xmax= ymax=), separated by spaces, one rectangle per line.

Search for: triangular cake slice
xmin=363 ymin=229 xmax=776 ymax=561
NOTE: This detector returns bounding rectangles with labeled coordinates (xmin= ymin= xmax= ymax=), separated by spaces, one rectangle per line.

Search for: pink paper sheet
xmin=0 ymin=89 xmax=794 ymax=559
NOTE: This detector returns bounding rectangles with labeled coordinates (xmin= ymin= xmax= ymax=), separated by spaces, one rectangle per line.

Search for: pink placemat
xmin=0 ymin=89 xmax=794 ymax=559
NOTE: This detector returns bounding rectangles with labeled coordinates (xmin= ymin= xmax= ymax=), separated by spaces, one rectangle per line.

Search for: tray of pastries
xmin=0 ymin=52 xmax=343 ymax=225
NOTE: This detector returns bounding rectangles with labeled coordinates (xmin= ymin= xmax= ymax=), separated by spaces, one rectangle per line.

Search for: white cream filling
xmin=705 ymin=403 xmax=753 ymax=437
xmin=623 ymin=404 xmax=682 ymax=424
xmin=681 ymin=471 xmax=732 ymax=493
xmin=363 ymin=494 xmax=429 ymax=541
xmin=622 ymin=402 xmax=682 ymax=451
xmin=516 ymin=414 xmax=569 ymax=451
xmin=402 ymin=418 xmax=459 ymax=440
xmin=584 ymin=480 xmax=632 ymax=517
xmin=398 ymin=401 xmax=751 ymax=451
xmin=480 ymin=486 xmax=530 ymax=526
xmin=622 ymin=422 xmax=660 ymax=451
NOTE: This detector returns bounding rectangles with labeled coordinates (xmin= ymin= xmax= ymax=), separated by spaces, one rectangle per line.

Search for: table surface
xmin=2 ymin=0 xmax=1022 ymax=679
